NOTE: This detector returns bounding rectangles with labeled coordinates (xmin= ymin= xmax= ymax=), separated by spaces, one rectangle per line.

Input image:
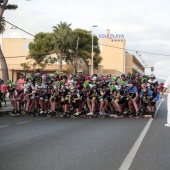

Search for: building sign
xmin=98 ymin=34 xmax=124 ymax=39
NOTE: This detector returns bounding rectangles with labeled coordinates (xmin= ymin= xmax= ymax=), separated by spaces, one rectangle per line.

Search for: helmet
xmin=102 ymin=80 xmax=108 ymax=85
xmin=74 ymin=77 xmax=79 ymax=81
xmin=96 ymin=77 xmax=101 ymax=82
xmin=149 ymin=73 xmax=155 ymax=78
xmin=62 ymin=75 xmax=68 ymax=80
xmin=105 ymin=79 xmax=110 ymax=84
xmin=92 ymin=76 xmax=97 ymax=81
xmin=120 ymin=81 xmax=126 ymax=86
xmin=6 ymin=79 xmax=12 ymax=84
xmin=25 ymin=84 xmax=30 ymax=89
xmin=60 ymin=79 xmax=65 ymax=85
xmin=55 ymin=71 xmax=59 ymax=75
xmin=69 ymin=86 xmax=75 ymax=90
xmin=35 ymin=69 xmax=40 ymax=73
xmin=59 ymin=70 xmax=64 ymax=74
xmin=111 ymin=77 xmax=116 ymax=82
xmin=141 ymin=78 xmax=147 ymax=83
xmin=42 ymin=74 xmax=47 ymax=80
xmin=77 ymin=69 xmax=83 ymax=73
xmin=92 ymin=85 xmax=96 ymax=89
xmin=107 ymin=73 xmax=111 ymax=77
xmin=85 ymin=76 xmax=91 ymax=81
xmin=121 ymin=74 xmax=126 ymax=78
xmin=54 ymin=81 xmax=61 ymax=86
xmin=92 ymin=74 xmax=98 ymax=77
xmin=24 ymin=78 xmax=29 ymax=81
xmin=128 ymin=80 xmax=134 ymax=84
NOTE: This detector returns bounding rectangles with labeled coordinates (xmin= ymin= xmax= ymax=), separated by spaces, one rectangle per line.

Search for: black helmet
xmin=74 ymin=77 xmax=79 ymax=81
xmin=128 ymin=80 xmax=134 ymax=84
xmin=62 ymin=75 xmax=68 ymax=80
xmin=121 ymin=74 xmax=126 ymax=78
xmin=35 ymin=69 xmax=41 ymax=73
xmin=96 ymin=77 xmax=101 ymax=82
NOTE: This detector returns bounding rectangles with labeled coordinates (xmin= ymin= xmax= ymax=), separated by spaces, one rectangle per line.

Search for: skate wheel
xmin=144 ymin=115 xmax=152 ymax=118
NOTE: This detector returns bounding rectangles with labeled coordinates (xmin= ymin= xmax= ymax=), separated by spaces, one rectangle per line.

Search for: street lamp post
xmin=91 ymin=25 xmax=98 ymax=75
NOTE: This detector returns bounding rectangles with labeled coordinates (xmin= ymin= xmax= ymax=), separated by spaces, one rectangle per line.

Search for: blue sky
xmin=1 ymin=0 xmax=170 ymax=79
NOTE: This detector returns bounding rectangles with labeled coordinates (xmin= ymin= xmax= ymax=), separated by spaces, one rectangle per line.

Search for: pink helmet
xmin=85 ymin=76 xmax=91 ymax=81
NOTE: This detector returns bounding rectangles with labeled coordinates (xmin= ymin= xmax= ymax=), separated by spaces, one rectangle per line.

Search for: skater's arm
xmin=160 ymin=87 xmax=167 ymax=99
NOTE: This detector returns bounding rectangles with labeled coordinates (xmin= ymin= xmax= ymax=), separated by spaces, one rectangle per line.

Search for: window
xmin=22 ymin=41 xmax=29 ymax=51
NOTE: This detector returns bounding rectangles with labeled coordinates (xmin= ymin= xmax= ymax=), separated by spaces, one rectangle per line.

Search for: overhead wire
xmin=3 ymin=19 xmax=170 ymax=58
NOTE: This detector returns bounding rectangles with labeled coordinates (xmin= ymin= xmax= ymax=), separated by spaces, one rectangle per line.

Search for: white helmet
xmin=77 ymin=69 xmax=83 ymax=73
xmin=92 ymin=76 xmax=97 ymax=81
xmin=149 ymin=73 xmax=155 ymax=78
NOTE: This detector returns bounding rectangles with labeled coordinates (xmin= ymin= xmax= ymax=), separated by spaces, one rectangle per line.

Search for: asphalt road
xmin=0 ymin=97 xmax=170 ymax=170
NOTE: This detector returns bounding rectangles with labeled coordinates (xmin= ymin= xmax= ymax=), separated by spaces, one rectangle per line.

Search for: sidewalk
xmin=1 ymin=98 xmax=13 ymax=113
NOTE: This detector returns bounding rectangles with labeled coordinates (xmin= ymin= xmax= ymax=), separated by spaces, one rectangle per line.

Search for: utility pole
xmin=74 ymin=36 xmax=79 ymax=74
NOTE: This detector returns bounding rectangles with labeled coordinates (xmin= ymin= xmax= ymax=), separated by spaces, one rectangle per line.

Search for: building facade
xmin=99 ymin=29 xmax=145 ymax=75
xmin=1 ymin=35 xmax=145 ymax=81
xmin=1 ymin=38 xmax=103 ymax=81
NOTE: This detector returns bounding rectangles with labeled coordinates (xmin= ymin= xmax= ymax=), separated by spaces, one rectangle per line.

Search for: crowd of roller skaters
xmin=0 ymin=69 xmax=164 ymax=118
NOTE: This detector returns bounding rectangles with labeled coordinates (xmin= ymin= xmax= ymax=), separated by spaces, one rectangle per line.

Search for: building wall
xmin=1 ymin=38 xmax=104 ymax=81
xmin=125 ymin=53 xmax=145 ymax=74
xmin=1 ymin=37 xmax=145 ymax=81
xmin=125 ymin=54 xmax=133 ymax=74
xmin=1 ymin=38 xmax=69 ymax=81
xmin=2 ymin=38 xmax=33 ymax=68
xmin=99 ymin=35 xmax=125 ymax=74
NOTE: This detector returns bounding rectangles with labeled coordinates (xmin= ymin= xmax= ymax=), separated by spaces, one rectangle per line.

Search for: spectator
xmin=160 ymin=75 xmax=170 ymax=127
xmin=0 ymin=78 xmax=2 ymax=85
xmin=0 ymin=80 xmax=7 ymax=106
xmin=17 ymin=73 xmax=25 ymax=89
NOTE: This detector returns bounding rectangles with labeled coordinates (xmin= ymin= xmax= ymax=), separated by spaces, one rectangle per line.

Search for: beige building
xmin=1 ymin=38 xmax=69 ymax=81
xmin=99 ymin=29 xmax=145 ymax=75
xmin=125 ymin=51 xmax=145 ymax=74
xmin=1 ymin=35 xmax=145 ymax=81
xmin=1 ymin=38 xmax=103 ymax=81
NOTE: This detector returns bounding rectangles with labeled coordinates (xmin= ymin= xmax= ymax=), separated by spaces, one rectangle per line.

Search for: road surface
xmin=0 ymin=97 xmax=170 ymax=170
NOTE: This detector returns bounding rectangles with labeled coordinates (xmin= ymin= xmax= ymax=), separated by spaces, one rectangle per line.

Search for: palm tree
xmin=53 ymin=22 xmax=73 ymax=71
xmin=0 ymin=17 xmax=5 ymax=34
xmin=0 ymin=0 xmax=18 ymax=82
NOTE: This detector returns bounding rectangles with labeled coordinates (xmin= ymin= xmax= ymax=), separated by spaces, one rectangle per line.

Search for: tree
xmin=93 ymin=54 xmax=102 ymax=69
xmin=53 ymin=21 xmax=73 ymax=71
xmin=21 ymin=32 xmax=57 ymax=70
xmin=0 ymin=0 xmax=18 ymax=82
xmin=0 ymin=17 xmax=5 ymax=33
xmin=71 ymin=28 xmax=102 ymax=71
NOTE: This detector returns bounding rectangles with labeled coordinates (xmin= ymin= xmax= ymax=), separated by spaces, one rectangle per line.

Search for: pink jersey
xmin=18 ymin=78 xmax=24 ymax=88
xmin=65 ymin=81 xmax=70 ymax=87
xmin=0 ymin=84 xmax=7 ymax=93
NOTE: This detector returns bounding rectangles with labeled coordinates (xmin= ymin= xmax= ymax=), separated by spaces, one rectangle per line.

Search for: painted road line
xmin=0 ymin=125 xmax=10 ymax=129
xmin=16 ymin=121 xmax=30 ymax=125
xmin=118 ymin=99 xmax=163 ymax=170
xmin=36 ymin=118 xmax=48 ymax=120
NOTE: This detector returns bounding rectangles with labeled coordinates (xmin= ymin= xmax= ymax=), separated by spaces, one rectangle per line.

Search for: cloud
xmin=1 ymin=0 xmax=170 ymax=79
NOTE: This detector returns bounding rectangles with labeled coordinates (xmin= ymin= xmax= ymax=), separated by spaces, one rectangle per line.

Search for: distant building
xmin=0 ymin=38 xmax=103 ymax=81
xmin=99 ymin=29 xmax=145 ymax=75
xmin=0 ymin=35 xmax=145 ymax=81
xmin=1 ymin=38 xmax=69 ymax=81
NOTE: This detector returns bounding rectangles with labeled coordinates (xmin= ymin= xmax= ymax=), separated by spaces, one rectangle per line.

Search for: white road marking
xmin=0 ymin=125 xmax=10 ymax=128
xmin=118 ymin=99 xmax=163 ymax=170
xmin=36 ymin=118 xmax=48 ymax=120
xmin=16 ymin=121 xmax=30 ymax=125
